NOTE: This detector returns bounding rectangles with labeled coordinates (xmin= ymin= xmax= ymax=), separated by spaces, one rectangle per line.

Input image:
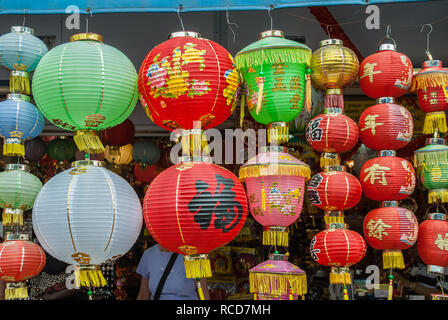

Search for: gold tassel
xmin=428 ymin=189 xmax=448 ymax=204
xmin=74 ymin=130 xmax=105 ymax=154
xmin=267 ymin=126 xmax=289 ymax=145
xmin=5 ymin=283 xmax=28 ymax=300
xmin=108 ymin=146 xmax=121 ymax=158
xmin=249 ymin=272 xmax=307 ymax=296
xmin=383 ymin=250 xmax=405 ymax=270
xmin=415 ymin=150 xmax=448 ymax=168
xmin=262 ymin=229 xmax=289 ymax=247
xmin=329 ymin=272 xmax=351 ymax=285
xmin=239 ymin=164 xmax=311 ymax=181
xmin=324 ymin=215 xmax=344 ymax=224
xmin=74 ymin=268 xmax=107 ymax=288
xmin=305 ymin=74 xmax=312 ymax=113
xmin=256 ymin=82 xmax=264 ymax=115
xmin=3 ymin=142 xmax=25 ymax=157
xmin=235 ymin=48 xmax=311 ymax=69
xmin=411 ymin=73 xmax=448 ymax=92
xmin=9 ymin=72 xmax=30 ymax=95
xmin=320 ymin=153 xmax=340 ymax=168
xmin=240 ymin=94 xmax=245 ymax=128
xmin=184 ymin=256 xmax=212 ymax=279
xmin=2 ymin=210 xmax=23 ymax=226
xmin=423 ymin=112 xmax=448 ymax=135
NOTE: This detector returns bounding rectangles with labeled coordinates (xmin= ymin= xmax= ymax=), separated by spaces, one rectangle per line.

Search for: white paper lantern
xmin=32 ymin=160 xmax=142 ymax=287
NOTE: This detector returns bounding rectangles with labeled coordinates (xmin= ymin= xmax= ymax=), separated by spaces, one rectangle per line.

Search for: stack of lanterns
xmin=236 ymin=30 xmax=312 ymax=300
xmin=358 ymin=35 xmax=418 ymax=300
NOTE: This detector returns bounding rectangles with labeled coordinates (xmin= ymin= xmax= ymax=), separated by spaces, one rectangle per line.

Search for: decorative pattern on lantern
xmin=249 ymin=252 xmax=307 ymax=300
xmin=239 ymin=146 xmax=310 ymax=247
xmin=0 ymin=94 xmax=44 ymax=157
xmin=32 ymin=33 xmax=138 ymax=154
xmin=305 ymin=111 xmax=359 ymax=167
xmin=99 ymin=119 xmax=135 ymax=158
xmin=235 ymin=30 xmax=312 ymax=144
xmin=0 ymin=164 xmax=42 ymax=226
xmin=24 ymin=138 xmax=47 ymax=162
xmin=411 ymin=60 xmax=448 ymax=134
xmin=363 ymin=205 xmax=418 ymax=269
xmin=32 ymin=160 xmax=143 ymax=288
xmin=359 ymin=100 xmax=413 ymax=151
xmin=0 ymin=26 xmax=48 ymax=94
xmin=0 ymin=240 xmax=46 ymax=300
xmin=310 ymin=39 xmax=359 ymax=108
xmin=105 ymin=144 xmax=133 ymax=166
xmin=143 ymin=161 xmax=248 ymax=279
xmin=132 ymin=140 xmax=161 ymax=165
xmin=47 ymin=137 xmax=76 ymax=162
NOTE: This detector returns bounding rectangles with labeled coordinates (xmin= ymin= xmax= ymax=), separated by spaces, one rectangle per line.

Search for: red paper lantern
xmin=134 ymin=163 xmax=159 ymax=184
xmin=143 ymin=161 xmax=248 ymax=278
xmin=307 ymin=167 xmax=362 ymax=211
xmin=138 ymin=32 xmax=240 ymax=131
xmin=360 ymin=155 xmax=415 ymax=201
xmin=417 ymin=213 xmax=448 ymax=274
xmin=359 ymin=44 xmax=413 ymax=99
xmin=99 ymin=119 xmax=135 ymax=147
xmin=359 ymin=101 xmax=413 ymax=151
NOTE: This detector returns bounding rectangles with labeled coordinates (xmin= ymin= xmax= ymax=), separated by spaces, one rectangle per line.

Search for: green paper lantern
xmin=32 ymin=33 xmax=138 ymax=154
xmin=0 ymin=164 xmax=42 ymax=226
xmin=236 ymin=30 xmax=311 ymax=144
xmin=47 ymin=137 xmax=76 ymax=162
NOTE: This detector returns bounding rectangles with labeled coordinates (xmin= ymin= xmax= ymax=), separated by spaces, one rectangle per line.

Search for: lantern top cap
xmin=323 ymin=165 xmax=346 ymax=172
xmin=5 ymin=164 xmax=30 ymax=172
xmin=376 ymin=97 xmax=395 ymax=104
xmin=428 ymin=213 xmax=447 ymax=221
xmin=326 ymin=223 xmax=347 ymax=230
xmin=382 ymin=201 xmax=398 ymax=207
xmin=70 ymin=33 xmax=104 ymax=43
xmin=6 ymin=93 xmax=30 ymax=102
xmin=11 ymin=26 xmax=34 ymax=35
xmin=422 ymin=59 xmax=443 ymax=68
xmin=319 ymin=39 xmax=343 ymax=47
xmin=379 ymin=150 xmax=396 ymax=157
xmin=71 ymin=160 xmax=105 ymax=168
xmin=258 ymin=30 xmax=284 ymax=39
xmin=378 ymin=43 xmax=396 ymax=52
xmin=170 ymin=31 xmax=201 ymax=39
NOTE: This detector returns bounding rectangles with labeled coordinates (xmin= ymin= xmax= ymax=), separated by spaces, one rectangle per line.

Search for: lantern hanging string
xmin=225 ymin=9 xmax=239 ymax=44
xmin=326 ymin=25 xmax=332 ymax=39
xmin=22 ymin=9 xmax=26 ymax=27
xmin=177 ymin=5 xmax=185 ymax=31
xmin=267 ymin=5 xmax=274 ymax=31
xmin=85 ymin=8 xmax=93 ymax=33
xmin=421 ymin=24 xmax=433 ymax=60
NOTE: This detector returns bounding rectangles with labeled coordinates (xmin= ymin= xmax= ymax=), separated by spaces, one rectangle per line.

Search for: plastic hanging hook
xmin=226 ymin=9 xmax=239 ymax=44
xmin=327 ymin=25 xmax=332 ymax=39
xmin=177 ymin=5 xmax=185 ymax=31
xmin=421 ymin=24 xmax=433 ymax=60
xmin=268 ymin=5 xmax=274 ymax=31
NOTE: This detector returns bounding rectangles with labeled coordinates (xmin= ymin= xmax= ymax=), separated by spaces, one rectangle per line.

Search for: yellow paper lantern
xmin=105 ymin=144 xmax=133 ymax=166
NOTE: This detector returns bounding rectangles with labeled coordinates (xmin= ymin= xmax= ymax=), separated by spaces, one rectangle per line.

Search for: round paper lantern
xmin=236 ymin=30 xmax=311 ymax=144
xmin=75 ymin=149 xmax=104 ymax=161
xmin=305 ymin=111 xmax=359 ymax=167
xmin=363 ymin=205 xmax=418 ymax=269
xmin=310 ymin=38 xmax=359 ymax=108
xmin=310 ymin=224 xmax=366 ymax=284
xmin=0 ymin=94 xmax=44 ymax=157
xmin=143 ymin=161 xmax=248 ymax=279
xmin=32 ymin=33 xmax=138 ymax=154
xmin=0 ymin=240 xmax=46 ymax=300
xmin=411 ymin=60 xmax=448 ymax=134
xmin=24 ymin=138 xmax=46 ymax=162
xmin=132 ymin=140 xmax=161 ymax=165
xmin=359 ymin=99 xmax=413 ymax=151
xmin=239 ymin=146 xmax=310 ymax=247
xmin=47 ymin=137 xmax=76 ymax=162
xmin=359 ymin=43 xmax=413 ymax=99
xmin=105 ymin=144 xmax=133 ymax=166
xmin=0 ymin=26 xmax=48 ymax=94
xmin=360 ymin=154 xmax=415 ymax=201
xmin=0 ymin=164 xmax=42 ymax=226
xmin=134 ymin=163 xmax=159 ymax=183
xmin=32 ymin=160 xmax=143 ymax=288
xmin=99 ymin=119 xmax=135 ymax=147
xmin=417 ymin=212 xmax=448 ymax=274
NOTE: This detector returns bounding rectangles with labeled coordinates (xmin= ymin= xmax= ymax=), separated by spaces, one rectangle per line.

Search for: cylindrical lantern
xmin=310 ymin=39 xmax=359 ymax=108
xmin=132 ymin=140 xmax=161 ymax=165
xmin=134 ymin=163 xmax=159 ymax=184
xmin=0 ymin=26 xmax=48 ymax=94
xmin=99 ymin=119 xmax=135 ymax=148
xmin=236 ymin=30 xmax=312 ymax=144
xmin=363 ymin=204 xmax=418 ymax=269
xmin=24 ymin=138 xmax=47 ymax=162
xmin=105 ymin=144 xmax=133 ymax=166
xmin=32 ymin=160 xmax=143 ymax=288
xmin=0 ymin=94 xmax=44 ymax=157
xmin=0 ymin=240 xmax=46 ymax=300
xmin=359 ymin=98 xmax=413 ymax=151
xmin=0 ymin=164 xmax=42 ymax=226
xmin=32 ymin=33 xmax=138 ymax=154
xmin=47 ymin=137 xmax=76 ymax=162
xmin=143 ymin=160 xmax=248 ymax=279
xmin=239 ymin=146 xmax=310 ymax=247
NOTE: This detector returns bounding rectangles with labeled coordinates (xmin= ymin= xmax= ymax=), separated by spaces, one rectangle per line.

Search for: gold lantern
xmin=310 ymin=39 xmax=359 ymax=109
xmin=105 ymin=144 xmax=133 ymax=166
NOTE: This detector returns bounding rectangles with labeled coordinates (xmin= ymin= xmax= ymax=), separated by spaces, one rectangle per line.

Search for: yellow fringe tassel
xmin=249 ymin=272 xmax=307 ymax=296
xmin=184 ymin=258 xmax=212 ymax=279
xmin=262 ymin=229 xmax=289 ymax=247
xmin=320 ymin=154 xmax=341 ymax=168
xmin=256 ymin=82 xmax=264 ymax=115
xmin=324 ymin=215 xmax=345 ymax=224
xmin=267 ymin=126 xmax=289 ymax=144
xmin=305 ymin=74 xmax=312 ymax=113
xmin=240 ymin=94 xmax=245 ymax=128
xmin=74 ymin=130 xmax=105 ymax=154
xmin=3 ymin=143 xmax=25 ymax=157
xmin=239 ymin=164 xmax=311 ymax=181
xmin=108 ymin=147 xmax=121 ymax=158
xmin=9 ymin=73 xmax=30 ymax=95
xmin=329 ymin=272 xmax=351 ymax=285
xmin=428 ymin=189 xmax=448 ymax=204
xmin=423 ymin=112 xmax=448 ymax=135
xmin=5 ymin=286 xmax=28 ymax=300
xmin=74 ymin=269 xmax=107 ymax=288
xmin=415 ymin=150 xmax=448 ymax=168
xmin=383 ymin=250 xmax=405 ymax=270
xmin=411 ymin=73 xmax=448 ymax=92
xmin=2 ymin=212 xmax=23 ymax=226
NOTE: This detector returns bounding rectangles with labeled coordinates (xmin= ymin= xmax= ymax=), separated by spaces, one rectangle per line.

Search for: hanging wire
xmin=225 ymin=9 xmax=239 ymax=44
xmin=85 ymin=8 xmax=93 ymax=33
xmin=327 ymin=25 xmax=332 ymax=38
xmin=268 ymin=5 xmax=274 ymax=31
xmin=22 ymin=9 xmax=26 ymax=27
xmin=421 ymin=24 xmax=433 ymax=60
xmin=177 ymin=5 xmax=185 ymax=31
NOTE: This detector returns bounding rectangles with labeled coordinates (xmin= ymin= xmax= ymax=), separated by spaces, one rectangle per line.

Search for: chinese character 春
xmin=363 ymin=163 xmax=391 ymax=185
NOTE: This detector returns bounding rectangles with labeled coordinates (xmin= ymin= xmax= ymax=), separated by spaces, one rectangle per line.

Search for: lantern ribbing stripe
xmin=176 ymin=172 xmax=186 ymax=243
xmin=19 ymin=247 xmax=24 ymax=272
xmin=206 ymin=39 xmax=221 ymax=113
xmin=66 ymin=175 xmax=78 ymax=252
xmin=102 ymin=169 xmax=117 ymax=253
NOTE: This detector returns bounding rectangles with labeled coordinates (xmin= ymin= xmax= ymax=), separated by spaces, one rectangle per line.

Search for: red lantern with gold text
xmin=0 ymin=240 xmax=46 ymax=300
xmin=134 ymin=163 xmax=159 ymax=184
xmin=143 ymin=161 xmax=248 ymax=279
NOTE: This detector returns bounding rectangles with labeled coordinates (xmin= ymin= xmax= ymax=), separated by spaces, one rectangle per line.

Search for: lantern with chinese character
xmin=47 ymin=137 xmax=76 ymax=162
xmin=0 ymin=164 xmax=42 ymax=226
xmin=310 ymin=39 xmax=359 ymax=108
xmin=132 ymin=140 xmax=161 ymax=166
xmin=143 ymin=161 xmax=248 ymax=279
xmin=0 ymin=26 xmax=48 ymax=94
xmin=32 ymin=33 xmax=138 ymax=154
xmin=236 ymin=30 xmax=312 ymax=144
xmin=0 ymin=94 xmax=44 ymax=157
xmin=305 ymin=110 xmax=359 ymax=167
xmin=411 ymin=60 xmax=448 ymax=134
xmin=363 ymin=204 xmax=418 ymax=269
xmin=417 ymin=212 xmax=448 ymax=275
xmin=99 ymin=119 xmax=135 ymax=158
xmin=104 ymin=144 xmax=133 ymax=166
xmin=249 ymin=252 xmax=307 ymax=300
xmin=359 ymin=99 xmax=413 ymax=151
xmin=239 ymin=146 xmax=310 ymax=247
xmin=0 ymin=240 xmax=46 ymax=300
xmin=32 ymin=160 xmax=143 ymax=289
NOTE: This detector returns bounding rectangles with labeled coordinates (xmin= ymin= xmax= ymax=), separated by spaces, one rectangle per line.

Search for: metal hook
xmin=421 ymin=23 xmax=433 ymax=60
xmin=386 ymin=25 xmax=391 ymax=38
xmin=268 ymin=5 xmax=274 ymax=31
xmin=377 ymin=24 xmax=396 ymax=49
xmin=22 ymin=9 xmax=26 ymax=27
xmin=326 ymin=25 xmax=332 ymax=38
xmin=226 ymin=9 xmax=239 ymax=44
xmin=177 ymin=5 xmax=185 ymax=31
xmin=85 ymin=8 xmax=93 ymax=33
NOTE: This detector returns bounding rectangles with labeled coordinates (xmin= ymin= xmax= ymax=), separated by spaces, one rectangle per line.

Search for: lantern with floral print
xmin=359 ymin=98 xmax=413 ymax=151
xmin=236 ymin=30 xmax=312 ymax=144
xmin=143 ymin=160 xmax=248 ymax=279
xmin=239 ymin=146 xmax=310 ymax=247
xmin=0 ymin=240 xmax=46 ymax=300
xmin=305 ymin=109 xmax=359 ymax=167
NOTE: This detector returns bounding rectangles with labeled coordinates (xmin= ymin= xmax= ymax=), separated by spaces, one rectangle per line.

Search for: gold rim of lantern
xmin=6 ymin=93 xmax=30 ymax=102
xmin=11 ymin=26 xmax=34 ymax=35
xmin=239 ymin=163 xmax=311 ymax=181
xmin=5 ymin=163 xmax=30 ymax=172
xmin=319 ymin=38 xmax=343 ymax=47
xmin=70 ymin=33 xmax=104 ymax=43
xmin=71 ymin=160 xmax=105 ymax=168
xmin=324 ymin=211 xmax=345 ymax=224
xmin=258 ymin=30 xmax=284 ymax=39
xmin=2 ymin=208 xmax=24 ymax=227
xmin=170 ymin=31 xmax=201 ymax=38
